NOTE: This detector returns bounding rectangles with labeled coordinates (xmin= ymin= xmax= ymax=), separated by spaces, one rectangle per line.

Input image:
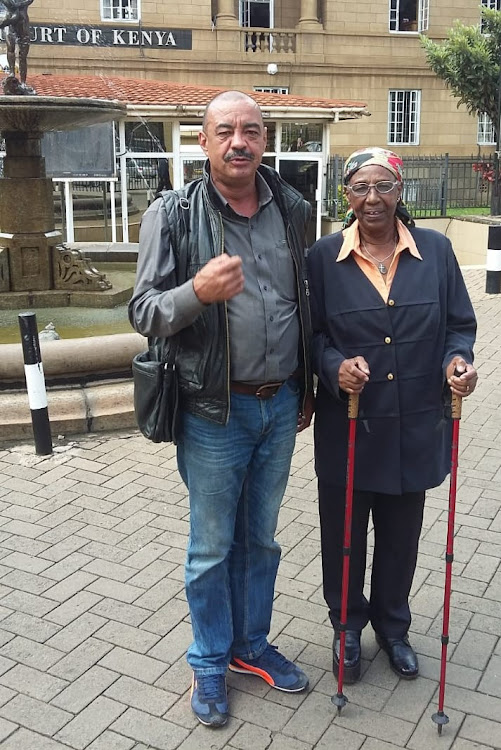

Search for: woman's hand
xmin=446 ymin=357 xmax=478 ymax=398
xmin=339 ymin=357 xmax=370 ymax=395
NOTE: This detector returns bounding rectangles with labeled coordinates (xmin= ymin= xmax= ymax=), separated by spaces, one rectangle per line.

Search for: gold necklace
xmin=361 ymin=239 xmax=397 ymax=275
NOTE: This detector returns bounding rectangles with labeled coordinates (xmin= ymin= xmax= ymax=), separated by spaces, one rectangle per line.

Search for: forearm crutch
xmin=332 ymin=393 xmax=359 ymax=716
xmin=431 ymin=379 xmax=462 ymax=735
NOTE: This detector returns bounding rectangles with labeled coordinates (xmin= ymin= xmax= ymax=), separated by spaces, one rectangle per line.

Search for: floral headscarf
xmin=342 ymin=146 xmax=414 ymax=228
xmin=343 ymin=147 xmax=404 ymax=185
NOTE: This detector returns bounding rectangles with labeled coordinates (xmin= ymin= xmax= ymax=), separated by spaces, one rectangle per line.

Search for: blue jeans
xmin=177 ymin=378 xmax=300 ymax=676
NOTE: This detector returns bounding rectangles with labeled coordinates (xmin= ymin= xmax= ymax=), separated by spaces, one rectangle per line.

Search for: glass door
xmin=278 ymin=158 xmax=322 ymax=245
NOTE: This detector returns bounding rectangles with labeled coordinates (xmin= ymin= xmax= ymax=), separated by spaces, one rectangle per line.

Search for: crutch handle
xmin=348 ymin=393 xmax=359 ymax=419
xmin=451 ymin=368 xmax=463 ymax=420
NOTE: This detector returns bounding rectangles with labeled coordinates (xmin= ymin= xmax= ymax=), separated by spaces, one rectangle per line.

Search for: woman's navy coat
xmin=307 ymin=226 xmax=476 ymax=495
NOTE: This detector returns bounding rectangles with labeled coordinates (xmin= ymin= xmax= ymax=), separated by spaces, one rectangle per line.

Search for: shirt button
xmin=270 ymin=315 xmax=274 ymax=321
xmin=388 ymin=299 xmax=395 ymax=306
xmin=264 ymin=285 xmax=268 ymax=291
xmin=258 ymin=254 xmax=263 ymax=260
xmin=387 ymin=373 xmax=394 ymax=380
xmin=385 ymin=337 xmax=392 ymax=344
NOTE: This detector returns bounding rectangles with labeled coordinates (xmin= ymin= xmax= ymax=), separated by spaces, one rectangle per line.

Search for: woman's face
xmin=345 ymin=164 xmax=402 ymax=235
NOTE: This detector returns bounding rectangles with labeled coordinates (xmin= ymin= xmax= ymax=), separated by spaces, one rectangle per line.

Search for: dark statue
xmin=0 ymin=0 xmax=36 ymax=95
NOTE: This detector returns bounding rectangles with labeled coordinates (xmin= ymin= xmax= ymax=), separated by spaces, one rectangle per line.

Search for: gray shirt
xmin=213 ymin=174 xmax=299 ymax=384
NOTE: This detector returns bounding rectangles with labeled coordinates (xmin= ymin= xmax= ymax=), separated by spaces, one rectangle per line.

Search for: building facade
xmin=0 ymin=0 xmax=496 ymax=157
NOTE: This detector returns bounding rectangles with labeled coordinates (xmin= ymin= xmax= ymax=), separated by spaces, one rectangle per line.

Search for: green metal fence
xmin=325 ymin=153 xmax=494 ymax=220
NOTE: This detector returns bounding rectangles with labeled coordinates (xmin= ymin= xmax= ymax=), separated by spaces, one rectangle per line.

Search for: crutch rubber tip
xmin=431 ymin=711 xmax=449 ymax=735
xmin=331 ymin=692 xmax=348 ymax=715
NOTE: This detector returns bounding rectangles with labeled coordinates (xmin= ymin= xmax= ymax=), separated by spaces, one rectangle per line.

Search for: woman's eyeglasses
xmin=346 ymin=180 xmax=398 ymax=197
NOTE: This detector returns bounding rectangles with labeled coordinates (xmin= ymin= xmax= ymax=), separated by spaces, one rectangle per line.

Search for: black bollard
xmin=18 ymin=312 xmax=53 ymax=456
xmin=486 ymin=225 xmax=501 ymax=294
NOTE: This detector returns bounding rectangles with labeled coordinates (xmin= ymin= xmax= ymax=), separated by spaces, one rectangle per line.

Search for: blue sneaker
xmin=190 ymin=672 xmax=228 ymax=727
xmin=229 ymin=645 xmax=309 ymax=692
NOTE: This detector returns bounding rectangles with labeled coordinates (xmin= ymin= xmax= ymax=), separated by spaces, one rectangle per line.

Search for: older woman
xmin=307 ymin=147 xmax=477 ymax=683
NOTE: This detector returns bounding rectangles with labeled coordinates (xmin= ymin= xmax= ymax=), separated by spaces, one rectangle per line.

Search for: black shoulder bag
xmin=131 ymin=194 xmax=190 ymax=444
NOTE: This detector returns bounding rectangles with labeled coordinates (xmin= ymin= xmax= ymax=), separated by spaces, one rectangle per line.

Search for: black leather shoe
xmin=333 ymin=630 xmax=361 ymax=684
xmin=376 ymin=634 xmax=419 ymax=679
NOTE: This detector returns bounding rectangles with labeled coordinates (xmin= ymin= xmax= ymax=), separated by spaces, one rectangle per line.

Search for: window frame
xmin=389 ymin=0 xmax=429 ymax=33
xmin=388 ymin=89 xmax=421 ymax=146
xmin=100 ymin=0 xmax=140 ymax=23
xmin=239 ymin=0 xmax=274 ymax=28
xmin=253 ymin=86 xmax=289 ymax=95
xmin=477 ymin=113 xmax=496 ymax=146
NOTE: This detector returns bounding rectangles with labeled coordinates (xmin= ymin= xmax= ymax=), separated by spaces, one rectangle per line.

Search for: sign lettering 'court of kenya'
xmin=0 ymin=24 xmax=192 ymax=49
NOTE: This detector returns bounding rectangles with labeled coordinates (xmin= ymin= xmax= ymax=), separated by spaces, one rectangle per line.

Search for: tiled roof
xmin=12 ymin=73 xmax=368 ymax=114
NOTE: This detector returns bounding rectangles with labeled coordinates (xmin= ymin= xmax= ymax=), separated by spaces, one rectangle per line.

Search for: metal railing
xmin=325 ymin=153 xmax=494 ymax=220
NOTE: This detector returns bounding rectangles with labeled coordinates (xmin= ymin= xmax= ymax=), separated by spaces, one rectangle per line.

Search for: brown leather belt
xmin=230 ymin=380 xmax=285 ymax=400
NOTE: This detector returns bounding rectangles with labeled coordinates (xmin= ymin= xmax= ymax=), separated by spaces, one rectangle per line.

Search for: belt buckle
xmin=255 ymin=382 xmax=283 ymax=400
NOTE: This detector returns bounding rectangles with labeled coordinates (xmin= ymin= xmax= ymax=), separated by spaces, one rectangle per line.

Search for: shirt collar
xmin=210 ymin=171 xmax=273 ymax=217
xmin=337 ymin=219 xmax=422 ymax=262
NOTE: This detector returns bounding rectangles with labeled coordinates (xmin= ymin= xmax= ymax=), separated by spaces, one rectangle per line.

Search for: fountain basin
xmin=0 ymin=95 xmax=125 ymax=132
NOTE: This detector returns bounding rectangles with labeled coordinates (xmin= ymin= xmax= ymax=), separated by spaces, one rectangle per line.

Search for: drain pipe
xmin=18 ymin=312 xmax=53 ymax=455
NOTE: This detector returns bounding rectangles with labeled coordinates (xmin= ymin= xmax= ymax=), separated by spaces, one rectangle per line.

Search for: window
xmin=240 ymin=0 xmax=272 ymax=28
xmin=101 ymin=0 xmax=139 ymax=22
xmin=389 ymin=0 xmax=429 ymax=32
xmin=388 ymin=90 xmax=420 ymax=145
xmin=254 ymin=86 xmax=289 ymax=94
xmin=481 ymin=0 xmax=500 ymax=32
xmin=478 ymin=113 xmax=496 ymax=145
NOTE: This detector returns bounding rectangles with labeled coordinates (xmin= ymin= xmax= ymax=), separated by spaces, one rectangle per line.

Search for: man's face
xmin=199 ymin=97 xmax=267 ymax=189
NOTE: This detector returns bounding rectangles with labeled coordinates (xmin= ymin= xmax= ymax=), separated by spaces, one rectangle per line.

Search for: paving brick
xmin=55 ymin=696 xmax=127 ymax=749
xmin=78 ymin=541 xmax=131 ymax=564
xmin=0 ymin=635 xmax=64 ymax=671
xmin=94 ymin=620 xmax=161 ymax=653
xmin=0 ymin=693 xmax=72 ymax=734
xmin=0 ymin=664 xmax=67 ymax=701
xmin=0 ymin=569 xmax=53 ymax=595
xmin=49 ymin=637 xmax=113 ymax=681
xmin=0 ymin=611 xmax=61 ymax=642
xmin=45 ymin=612 xmax=108 ymax=652
xmin=457 ymin=716 xmax=501 ymax=750
xmin=51 ymin=665 xmax=119 ymax=712
xmin=452 ymin=630 xmax=497 ymax=670
xmin=0 ymin=590 xmax=57 ymax=618
xmin=444 ymin=684 xmax=501 ymax=723
xmin=98 ymin=646 xmax=168 ymax=683
xmin=0 ymin=685 xmax=16 ymax=707
xmin=86 ymin=730 xmax=136 ymax=749
xmin=146 ymin=621 xmax=192 ymax=665
xmin=44 ymin=591 xmax=103 ymax=626
xmin=90 ymin=598 xmax=151 ymax=627
xmin=0 ymin=720 xmax=19 ymax=744
xmin=43 ymin=553 xmax=94 ymax=582
xmin=478 ymin=654 xmax=501 ymax=698
xmin=110 ymin=707 xmax=189 ymax=749
xmin=0 ymin=552 xmax=50 ymax=576
xmin=104 ymin=675 xmax=178 ymax=716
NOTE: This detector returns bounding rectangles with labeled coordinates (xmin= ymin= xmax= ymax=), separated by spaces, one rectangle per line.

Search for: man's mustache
xmin=224 ymin=150 xmax=254 ymax=162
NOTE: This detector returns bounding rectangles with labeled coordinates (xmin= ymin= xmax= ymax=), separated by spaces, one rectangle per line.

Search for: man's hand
xmin=338 ymin=356 xmax=370 ymax=395
xmin=193 ymin=255 xmax=244 ymax=304
xmin=446 ymin=357 xmax=477 ymax=398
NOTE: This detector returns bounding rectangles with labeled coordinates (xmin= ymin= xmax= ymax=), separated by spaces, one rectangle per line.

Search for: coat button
xmin=388 ymin=299 xmax=395 ymax=306
xmin=387 ymin=373 xmax=394 ymax=380
xmin=385 ymin=336 xmax=391 ymax=344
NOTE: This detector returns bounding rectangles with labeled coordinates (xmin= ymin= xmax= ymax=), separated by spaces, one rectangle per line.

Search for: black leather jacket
xmin=129 ymin=163 xmax=313 ymax=425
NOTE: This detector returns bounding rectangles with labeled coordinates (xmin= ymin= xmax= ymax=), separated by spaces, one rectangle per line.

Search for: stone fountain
xmin=0 ymin=2 xmax=143 ymax=442
xmin=0 ymin=0 xmax=126 ymax=308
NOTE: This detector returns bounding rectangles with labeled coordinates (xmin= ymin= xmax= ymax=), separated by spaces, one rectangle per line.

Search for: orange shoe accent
xmin=230 ymin=657 xmax=276 ymax=686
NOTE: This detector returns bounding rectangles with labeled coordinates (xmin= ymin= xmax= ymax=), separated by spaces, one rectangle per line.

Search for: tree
xmin=421 ymin=8 xmax=501 ymax=213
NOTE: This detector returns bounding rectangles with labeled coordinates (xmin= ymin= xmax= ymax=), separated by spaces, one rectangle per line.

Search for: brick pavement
xmin=0 ymin=267 xmax=500 ymax=750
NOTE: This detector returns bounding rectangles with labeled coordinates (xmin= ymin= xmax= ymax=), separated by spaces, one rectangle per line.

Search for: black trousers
xmin=318 ymin=481 xmax=425 ymax=639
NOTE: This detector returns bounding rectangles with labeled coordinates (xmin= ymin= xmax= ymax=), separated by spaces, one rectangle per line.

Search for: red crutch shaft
xmin=333 ymin=393 xmax=359 ymax=713
xmin=432 ymin=387 xmax=462 ymax=734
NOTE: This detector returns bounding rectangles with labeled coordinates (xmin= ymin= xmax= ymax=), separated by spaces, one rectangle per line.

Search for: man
xmin=129 ymin=90 xmax=314 ymax=728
